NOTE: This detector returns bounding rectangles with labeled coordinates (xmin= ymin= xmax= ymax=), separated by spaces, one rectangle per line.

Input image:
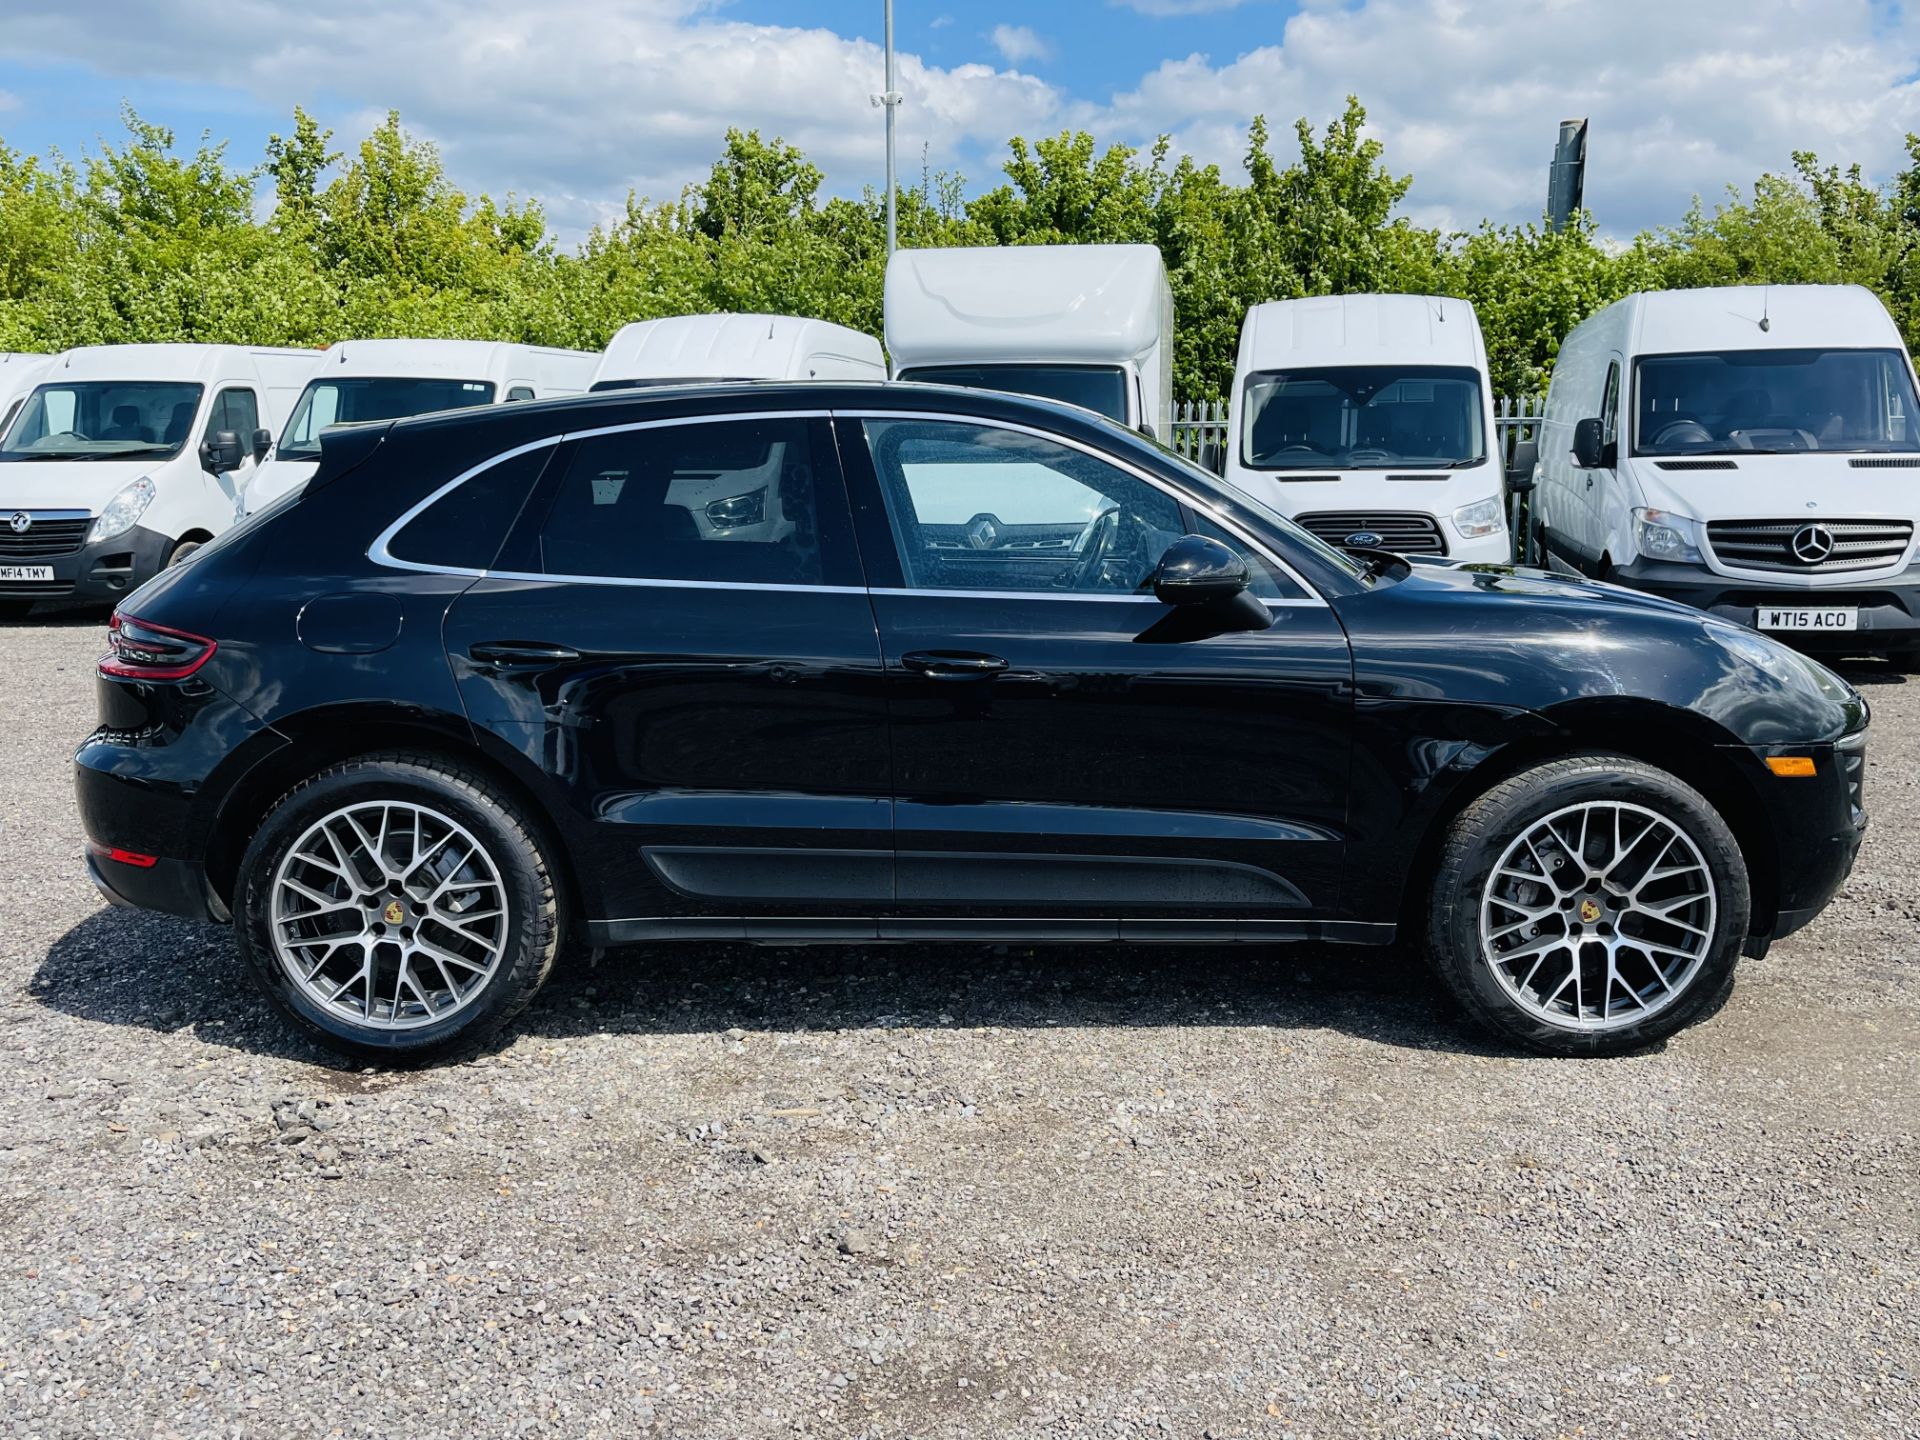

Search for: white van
xmin=884 ymin=244 xmax=1176 ymax=439
xmin=589 ymin=313 xmax=884 ymax=392
xmin=1535 ymin=284 xmax=1920 ymax=664
xmin=244 ymin=339 xmax=596 ymax=514
xmin=0 ymin=344 xmax=319 ymax=614
xmin=0 ymin=353 xmax=51 ymax=436
xmin=1221 ymin=294 xmax=1509 ymax=563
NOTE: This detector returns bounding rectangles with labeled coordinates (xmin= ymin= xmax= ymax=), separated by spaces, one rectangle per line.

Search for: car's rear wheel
xmin=236 ymin=752 xmax=560 ymax=1064
xmin=1427 ymin=754 xmax=1749 ymax=1055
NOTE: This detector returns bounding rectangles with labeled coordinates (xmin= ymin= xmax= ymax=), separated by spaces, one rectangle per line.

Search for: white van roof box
xmin=1241 ymin=294 xmax=1482 ymax=370
xmin=592 ymin=314 xmax=882 ymax=385
xmin=885 ymin=244 xmax=1169 ymax=368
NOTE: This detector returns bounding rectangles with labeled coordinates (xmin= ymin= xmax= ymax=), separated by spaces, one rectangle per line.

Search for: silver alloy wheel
xmin=269 ymin=800 xmax=509 ymax=1031
xmin=1478 ymin=800 xmax=1717 ymax=1031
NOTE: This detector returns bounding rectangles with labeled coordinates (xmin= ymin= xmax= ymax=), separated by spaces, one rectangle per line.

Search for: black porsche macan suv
xmin=76 ymin=382 xmax=1869 ymax=1061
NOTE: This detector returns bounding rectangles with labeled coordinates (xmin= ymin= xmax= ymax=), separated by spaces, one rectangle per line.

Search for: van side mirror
xmin=1571 ymin=418 xmax=1611 ymax=470
xmin=1199 ymin=438 xmax=1225 ymax=476
xmin=200 ymin=430 xmax=243 ymax=474
xmin=251 ymin=427 xmax=273 ymax=460
xmin=1506 ymin=438 xmax=1538 ymax=493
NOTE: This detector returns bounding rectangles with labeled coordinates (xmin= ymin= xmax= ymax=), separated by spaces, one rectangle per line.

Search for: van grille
xmin=1705 ymin=519 xmax=1913 ymax=573
xmin=1296 ymin=511 xmax=1448 ymax=555
xmin=0 ymin=516 xmax=89 ymax=559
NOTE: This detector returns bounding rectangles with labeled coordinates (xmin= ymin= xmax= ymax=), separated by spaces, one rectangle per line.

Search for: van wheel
xmin=166 ymin=539 xmax=202 ymax=567
xmin=0 ymin=600 xmax=34 ymax=621
xmin=1427 ymin=754 xmax=1749 ymax=1056
xmin=1888 ymin=648 xmax=1920 ymax=674
xmin=235 ymin=752 xmax=561 ymax=1064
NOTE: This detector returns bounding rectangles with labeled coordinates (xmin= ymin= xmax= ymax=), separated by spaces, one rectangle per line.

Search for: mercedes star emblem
xmin=1789 ymin=524 xmax=1835 ymax=565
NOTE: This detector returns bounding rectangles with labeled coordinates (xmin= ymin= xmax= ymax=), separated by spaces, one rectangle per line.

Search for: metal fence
xmin=1170 ymin=394 xmax=1550 ymax=561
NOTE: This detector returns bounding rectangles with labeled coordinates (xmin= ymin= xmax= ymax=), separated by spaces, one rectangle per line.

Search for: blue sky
xmin=4 ymin=1 xmax=1920 ymax=244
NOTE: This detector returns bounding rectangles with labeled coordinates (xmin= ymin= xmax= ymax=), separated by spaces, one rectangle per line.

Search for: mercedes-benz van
xmin=1221 ymin=294 xmax=1509 ymax=563
xmin=1535 ymin=284 xmax=1920 ymax=666
xmin=885 ymin=244 xmax=1175 ymax=439
xmin=0 ymin=344 xmax=319 ymax=615
xmin=589 ymin=313 xmax=884 ymax=392
xmin=243 ymin=340 xmax=596 ymax=514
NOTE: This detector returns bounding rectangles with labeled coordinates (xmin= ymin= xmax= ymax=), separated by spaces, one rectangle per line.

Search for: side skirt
xmin=585 ymin=916 xmax=1397 ymax=947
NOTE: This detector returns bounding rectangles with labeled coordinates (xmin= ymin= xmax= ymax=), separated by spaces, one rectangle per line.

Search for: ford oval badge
xmin=1344 ymin=530 xmax=1383 ymax=548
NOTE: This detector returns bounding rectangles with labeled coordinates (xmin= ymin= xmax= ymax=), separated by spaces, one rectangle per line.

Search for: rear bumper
xmin=1609 ymin=558 xmax=1920 ymax=652
xmin=0 ymin=523 xmax=174 ymax=608
xmin=84 ymin=849 xmax=226 ymax=923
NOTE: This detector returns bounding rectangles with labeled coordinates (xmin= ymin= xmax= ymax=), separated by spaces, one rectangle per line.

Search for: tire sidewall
xmin=1432 ymin=761 xmax=1751 ymax=1055
xmin=236 ymin=762 xmax=552 ymax=1061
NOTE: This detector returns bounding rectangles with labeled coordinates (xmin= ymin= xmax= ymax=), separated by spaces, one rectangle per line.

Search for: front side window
xmin=1240 ymin=365 xmax=1486 ymax=471
xmin=533 ymin=417 xmax=845 ymax=586
xmin=1633 ymin=347 xmax=1920 ymax=455
xmin=504 ymin=385 xmax=536 ymax=403
xmin=898 ymin=364 xmax=1131 ymax=424
xmin=0 ymin=382 xmax=204 ymax=462
xmin=277 ymin=378 xmax=495 ymax=461
xmin=862 ymin=418 xmax=1184 ymax=594
xmin=205 ymin=388 xmax=259 ymax=446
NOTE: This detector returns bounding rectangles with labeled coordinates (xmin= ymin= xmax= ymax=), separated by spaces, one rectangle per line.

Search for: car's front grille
xmin=1705 ymin=518 xmax=1913 ymax=573
xmin=0 ymin=516 xmax=89 ymax=559
xmin=1295 ymin=511 xmax=1448 ymax=555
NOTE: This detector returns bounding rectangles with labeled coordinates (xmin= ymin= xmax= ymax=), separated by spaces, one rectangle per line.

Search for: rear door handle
xmin=900 ymin=650 xmax=1009 ymax=679
xmin=468 ymin=640 xmax=581 ymax=668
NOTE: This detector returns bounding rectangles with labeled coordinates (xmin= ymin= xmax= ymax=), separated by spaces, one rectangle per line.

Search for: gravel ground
xmin=0 ymin=606 xmax=1915 ymax=1440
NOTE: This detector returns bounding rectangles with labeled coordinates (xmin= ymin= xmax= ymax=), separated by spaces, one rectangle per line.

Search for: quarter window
xmin=533 ymin=417 xmax=849 ymax=586
xmin=388 ymin=444 xmax=557 ymax=571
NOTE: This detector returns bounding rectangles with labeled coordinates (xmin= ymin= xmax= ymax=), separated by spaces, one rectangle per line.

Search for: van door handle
xmin=901 ymin=650 xmax=1009 ymax=679
xmin=468 ymin=641 xmax=581 ymax=668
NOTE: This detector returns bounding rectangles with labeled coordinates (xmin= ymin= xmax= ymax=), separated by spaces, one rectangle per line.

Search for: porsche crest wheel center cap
xmin=382 ymin=899 xmax=406 ymax=925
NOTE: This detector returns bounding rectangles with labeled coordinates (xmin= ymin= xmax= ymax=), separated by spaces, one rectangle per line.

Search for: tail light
xmin=99 ymin=611 xmax=218 ymax=680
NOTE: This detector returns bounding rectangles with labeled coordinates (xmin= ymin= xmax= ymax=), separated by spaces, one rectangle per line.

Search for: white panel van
xmin=0 ymin=353 xmax=51 ymax=436
xmin=588 ymin=314 xmax=885 ymax=391
xmin=0 ymin=344 xmax=320 ymax=614
xmin=1221 ymin=294 xmax=1510 ymax=563
xmin=243 ymin=340 xmax=597 ymax=514
xmin=1535 ymin=284 xmax=1920 ymax=665
xmin=884 ymin=244 xmax=1176 ymax=439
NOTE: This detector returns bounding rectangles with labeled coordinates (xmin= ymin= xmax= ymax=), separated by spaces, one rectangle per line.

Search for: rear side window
xmin=530 ymin=417 xmax=853 ymax=586
xmin=387 ymin=443 xmax=557 ymax=571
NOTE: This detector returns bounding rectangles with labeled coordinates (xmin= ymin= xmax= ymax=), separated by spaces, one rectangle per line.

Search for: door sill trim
xmin=586 ymin=917 xmax=1395 ymax=947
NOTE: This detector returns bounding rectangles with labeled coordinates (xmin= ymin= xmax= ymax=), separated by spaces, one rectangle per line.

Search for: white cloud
xmin=0 ymin=0 xmax=1063 ymax=238
xmin=1087 ymin=0 xmax=1920 ymax=235
xmin=990 ymin=24 xmax=1052 ymax=65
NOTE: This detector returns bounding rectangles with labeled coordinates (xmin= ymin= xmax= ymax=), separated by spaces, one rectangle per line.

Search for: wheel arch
xmin=204 ymin=704 xmax=586 ymax=927
xmin=1396 ymin=697 xmax=1779 ymax=943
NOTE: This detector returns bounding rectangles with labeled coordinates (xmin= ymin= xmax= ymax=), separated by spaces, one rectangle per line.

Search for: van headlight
xmin=1452 ymin=496 xmax=1506 ymax=538
xmin=88 ymin=477 xmax=156 ymax=543
xmin=1632 ymin=507 xmax=1704 ymax=564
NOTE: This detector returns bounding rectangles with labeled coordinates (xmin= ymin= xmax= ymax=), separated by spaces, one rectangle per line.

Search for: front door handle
xmin=468 ymin=640 xmax=582 ymax=668
xmin=900 ymin=650 xmax=1009 ymax=679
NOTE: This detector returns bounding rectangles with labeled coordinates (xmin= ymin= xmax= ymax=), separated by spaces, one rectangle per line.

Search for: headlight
xmin=1452 ymin=495 xmax=1506 ymax=538
xmin=88 ymin=476 xmax=156 ymax=543
xmin=1632 ymin=507 xmax=1704 ymax=564
xmin=704 ymin=487 xmax=766 ymax=530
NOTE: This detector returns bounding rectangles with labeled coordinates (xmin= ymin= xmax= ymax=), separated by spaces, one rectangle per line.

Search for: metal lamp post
xmin=871 ymin=0 xmax=902 ymax=255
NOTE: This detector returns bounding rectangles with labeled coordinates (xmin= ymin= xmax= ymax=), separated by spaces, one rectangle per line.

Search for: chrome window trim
xmin=847 ymin=408 xmax=1328 ymax=606
xmin=366 ymin=404 xmax=1329 ymax=607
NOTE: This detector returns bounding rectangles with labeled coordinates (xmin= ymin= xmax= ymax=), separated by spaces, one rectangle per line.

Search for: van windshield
xmin=1240 ymin=365 xmax=1486 ymax=470
xmin=0 ymin=382 xmax=204 ymax=462
xmin=1634 ymin=348 xmax=1920 ymax=455
xmin=277 ymin=377 xmax=495 ymax=461
xmin=899 ymin=364 xmax=1130 ymax=424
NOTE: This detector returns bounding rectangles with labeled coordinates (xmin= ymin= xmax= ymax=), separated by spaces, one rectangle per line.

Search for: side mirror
xmin=1506 ymin=438 xmax=1538 ymax=494
xmin=1199 ymin=438 xmax=1225 ymax=476
xmin=1152 ymin=534 xmax=1250 ymax=606
xmin=251 ymin=426 xmax=273 ymax=460
xmin=200 ymin=429 xmax=243 ymax=474
xmin=1571 ymin=417 xmax=1610 ymax=470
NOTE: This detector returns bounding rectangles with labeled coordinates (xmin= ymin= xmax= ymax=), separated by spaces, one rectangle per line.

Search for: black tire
xmin=235 ymin=751 xmax=561 ymax=1064
xmin=166 ymin=539 xmax=202 ymax=567
xmin=1887 ymin=648 xmax=1920 ymax=674
xmin=0 ymin=599 xmax=34 ymax=620
xmin=1427 ymin=753 xmax=1750 ymax=1056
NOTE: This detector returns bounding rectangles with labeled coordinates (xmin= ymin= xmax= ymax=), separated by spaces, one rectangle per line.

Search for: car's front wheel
xmin=1428 ymin=754 xmax=1750 ymax=1055
xmin=235 ymin=752 xmax=561 ymax=1064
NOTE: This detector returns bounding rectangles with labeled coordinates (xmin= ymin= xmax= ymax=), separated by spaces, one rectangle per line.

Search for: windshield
xmin=1240 ymin=364 xmax=1486 ymax=470
xmin=1634 ymin=347 xmax=1920 ymax=455
xmin=0 ymin=382 xmax=204 ymax=462
xmin=277 ymin=377 xmax=495 ymax=461
xmin=588 ymin=376 xmax=747 ymax=393
xmin=899 ymin=364 xmax=1131 ymax=424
